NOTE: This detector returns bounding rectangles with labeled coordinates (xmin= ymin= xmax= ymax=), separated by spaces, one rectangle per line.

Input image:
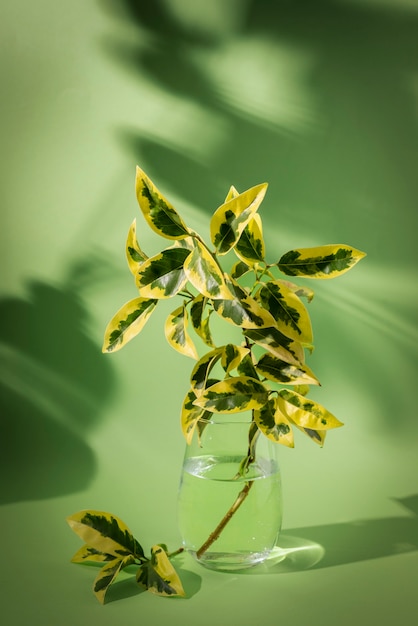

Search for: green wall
xmin=1 ymin=1 xmax=417 ymax=624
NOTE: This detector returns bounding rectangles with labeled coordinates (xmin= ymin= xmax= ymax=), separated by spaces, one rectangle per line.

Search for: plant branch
xmin=195 ymin=480 xmax=254 ymax=559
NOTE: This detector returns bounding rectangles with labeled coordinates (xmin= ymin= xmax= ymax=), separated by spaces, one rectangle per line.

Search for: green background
xmin=1 ymin=0 xmax=417 ymax=624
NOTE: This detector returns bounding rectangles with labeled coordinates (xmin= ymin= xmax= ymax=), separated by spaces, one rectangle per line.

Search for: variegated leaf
xmin=237 ymin=353 xmax=259 ymax=379
xmin=278 ymin=390 xmax=343 ymax=430
xmin=135 ymin=166 xmax=190 ymax=239
xmin=213 ymin=278 xmax=276 ymax=329
xmin=102 ymin=297 xmax=157 ymax=353
xmin=165 ymin=304 xmax=198 ymax=359
xmin=136 ymin=247 xmax=191 ymax=299
xmin=66 ymin=510 xmax=145 ymax=560
xmin=137 ymin=546 xmax=185 ymax=597
xmin=255 ymin=353 xmax=320 ymax=385
xmin=224 ymin=184 xmax=239 ymax=202
xmin=277 ymin=244 xmax=366 ymax=279
xmin=235 ymin=214 xmax=265 ymax=266
xmin=210 ymin=183 xmax=268 ymax=255
xmin=193 ymin=376 xmax=269 ymax=414
xmin=94 ymin=555 xmax=135 ymax=604
xmin=190 ymin=294 xmax=215 ymax=348
xmin=180 ymin=388 xmax=211 ymax=444
xmin=221 ymin=344 xmax=250 ymax=373
xmin=190 ymin=347 xmax=224 ymax=393
xmin=126 ymin=218 xmax=148 ymax=276
xmin=257 ymin=281 xmax=313 ymax=344
xmin=243 ymin=327 xmax=304 ymax=366
xmin=275 ymin=278 xmax=314 ymax=303
xmin=183 ymin=239 xmax=232 ymax=299
xmin=254 ymin=398 xmax=294 ymax=448
xmin=71 ymin=544 xmax=116 ymax=564
xmin=231 ymin=260 xmax=251 ymax=279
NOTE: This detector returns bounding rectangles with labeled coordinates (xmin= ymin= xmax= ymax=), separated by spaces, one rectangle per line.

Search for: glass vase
xmin=177 ymin=415 xmax=282 ymax=571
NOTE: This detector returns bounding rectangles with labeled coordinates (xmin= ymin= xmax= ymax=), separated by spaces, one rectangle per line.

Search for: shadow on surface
xmin=0 ymin=257 xmax=116 ymax=504
xmin=241 ymin=494 xmax=418 ymax=574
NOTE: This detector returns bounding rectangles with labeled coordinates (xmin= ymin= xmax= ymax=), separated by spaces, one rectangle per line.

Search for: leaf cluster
xmin=67 ymin=510 xmax=185 ymax=604
xmin=103 ymin=167 xmax=366 ymax=448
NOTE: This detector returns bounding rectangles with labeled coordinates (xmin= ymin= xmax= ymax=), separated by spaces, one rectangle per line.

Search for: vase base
xmin=189 ymin=549 xmax=273 ymax=571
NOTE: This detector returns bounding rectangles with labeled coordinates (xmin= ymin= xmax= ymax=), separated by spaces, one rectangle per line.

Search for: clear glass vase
xmin=177 ymin=415 xmax=283 ymax=571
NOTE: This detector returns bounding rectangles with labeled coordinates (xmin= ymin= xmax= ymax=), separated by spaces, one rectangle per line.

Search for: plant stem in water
xmin=195 ymin=480 xmax=254 ymax=559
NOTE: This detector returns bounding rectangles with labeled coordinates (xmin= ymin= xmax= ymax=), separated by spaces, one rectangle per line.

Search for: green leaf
xmin=136 ymin=247 xmax=191 ymax=299
xmin=193 ymin=376 xmax=269 ymax=414
xmin=126 ymin=218 xmax=148 ymax=276
xmin=190 ymin=347 xmax=224 ymax=393
xmin=94 ymin=556 xmax=135 ymax=604
xmin=213 ymin=278 xmax=276 ymax=329
xmin=102 ymin=297 xmax=157 ymax=353
xmin=66 ymin=510 xmax=145 ymax=560
xmin=234 ymin=214 xmax=265 ymax=266
xmin=257 ymin=281 xmax=313 ymax=344
xmin=243 ymin=327 xmax=304 ymax=366
xmin=256 ymin=353 xmax=320 ymax=385
xmin=190 ymin=294 xmax=215 ymax=348
xmin=277 ymin=245 xmax=366 ymax=279
xmin=278 ymin=390 xmax=344 ymax=430
xmin=221 ymin=344 xmax=250 ymax=373
xmin=183 ymin=239 xmax=232 ymax=299
xmin=180 ymin=388 xmax=211 ymax=444
xmin=210 ymin=183 xmax=268 ymax=255
xmin=136 ymin=546 xmax=185 ymax=597
xmin=135 ymin=166 xmax=190 ymax=239
xmin=254 ymin=398 xmax=294 ymax=448
xmin=165 ymin=304 xmax=198 ymax=359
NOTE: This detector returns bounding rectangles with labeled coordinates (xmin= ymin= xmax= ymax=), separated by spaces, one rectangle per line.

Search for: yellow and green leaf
xmin=136 ymin=247 xmax=191 ymax=299
xmin=221 ymin=344 xmax=250 ymax=373
xmin=70 ymin=544 xmax=116 ymax=564
xmin=137 ymin=546 xmax=185 ymax=597
xmin=190 ymin=347 xmax=224 ymax=393
xmin=193 ymin=376 xmax=269 ymax=414
xmin=243 ymin=327 xmax=304 ymax=366
xmin=255 ymin=354 xmax=320 ymax=385
xmin=165 ymin=304 xmax=198 ymax=359
xmin=126 ymin=218 xmax=148 ymax=276
xmin=102 ymin=297 xmax=157 ymax=353
xmin=180 ymin=388 xmax=211 ymax=444
xmin=257 ymin=281 xmax=313 ymax=344
xmin=94 ymin=555 xmax=135 ymax=604
xmin=135 ymin=166 xmax=190 ymax=240
xmin=66 ymin=510 xmax=145 ymax=561
xmin=277 ymin=244 xmax=366 ymax=279
xmin=231 ymin=260 xmax=251 ymax=279
xmin=210 ymin=183 xmax=268 ymax=255
xmin=183 ymin=239 xmax=232 ymax=300
xmin=278 ymin=390 xmax=343 ymax=430
xmin=190 ymin=294 xmax=215 ymax=348
xmin=254 ymin=398 xmax=294 ymax=448
xmin=234 ymin=214 xmax=265 ymax=266
xmin=213 ymin=278 xmax=276 ymax=329
xmin=275 ymin=278 xmax=315 ymax=303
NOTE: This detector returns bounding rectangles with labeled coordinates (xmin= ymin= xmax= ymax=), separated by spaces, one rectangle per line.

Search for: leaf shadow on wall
xmin=101 ymin=0 xmax=418 ymax=262
xmin=98 ymin=0 xmax=418 ymax=435
xmin=0 ymin=257 xmax=116 ymax=504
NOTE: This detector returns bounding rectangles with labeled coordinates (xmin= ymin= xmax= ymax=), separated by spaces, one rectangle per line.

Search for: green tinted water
xmin=178 ymin=455 xmax=282 ymax=569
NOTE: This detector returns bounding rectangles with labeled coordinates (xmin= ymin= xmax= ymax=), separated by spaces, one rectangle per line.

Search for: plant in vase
xmin=67 ymin=167 xmax=365 ymax=601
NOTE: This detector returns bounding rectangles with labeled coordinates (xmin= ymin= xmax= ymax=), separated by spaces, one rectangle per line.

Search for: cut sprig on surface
xmin=66 ymin=510 xmax=185 ymax=604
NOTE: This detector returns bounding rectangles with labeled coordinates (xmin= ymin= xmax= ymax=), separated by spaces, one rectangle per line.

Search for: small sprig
xmin=66 ymin=510 xmax=185 ymax=604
